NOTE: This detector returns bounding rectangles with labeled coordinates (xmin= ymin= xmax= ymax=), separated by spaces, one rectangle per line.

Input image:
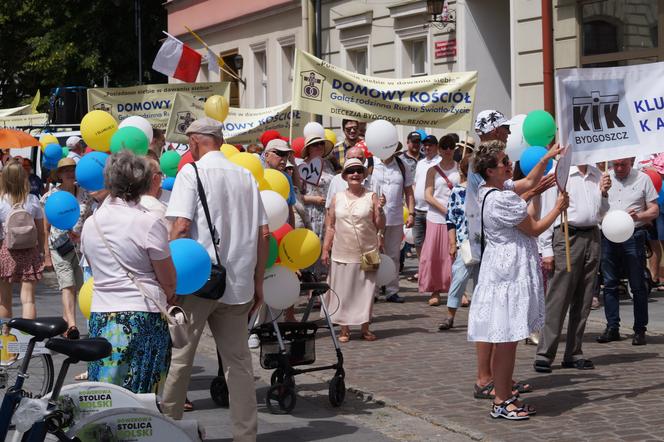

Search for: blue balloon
xmin=76 ymin=152 xmax=108 ymax=192
xmin=415 ymin=129 xmax=427 ymax=140
xmin=162 ymin=176 xmax=175 ymax=191
xmin=519 ymin=146 xmax=552 ymax=176
xmin=44 ymin=144 xmax=63 ymax=162
xmin=658 ymin=189 xmax=664 ymax=205
xmin=44 ymin=191 xmax=80 ymax=230
xmin=170 ymin=238 xmax=212 ymax=295
xmin=42 ymin=159 xmax=58 ymax=171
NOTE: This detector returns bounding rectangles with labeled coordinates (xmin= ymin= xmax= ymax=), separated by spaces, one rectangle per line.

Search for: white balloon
xmin=365 ymin=120 xmax=399 ymax=160
xmin=602 ymin=210 xmax=635 ymax=243
xmin=376 ymin=253 xmax=397 ymax=287
xmin=263 ymin=265 xmax=300 ymax=309
xmin=303 ymin=122 xmax=325 ymax=139
xmin=260 ymin=190 xmax=289 ymax=231
xmin=119 ymin=116 xmax=154 ymax=143
xmin=404 ymin=227 xmax=414 ymax=245
xmin=505 ymin=114 xmax=528 ymax=160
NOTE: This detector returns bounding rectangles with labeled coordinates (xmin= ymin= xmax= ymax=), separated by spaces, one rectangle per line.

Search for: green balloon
xmin=266 ymin=235 xmax=278 ymax=269
xmin=160 ymin=150 xmax=181 ymax=177
xmin=522 ymin=110 xmax=556 ymax=147
xmin=61 ymin=147 xmax=69 ymax=158
xmin=110 ymin=126 xmax=149 ymax=155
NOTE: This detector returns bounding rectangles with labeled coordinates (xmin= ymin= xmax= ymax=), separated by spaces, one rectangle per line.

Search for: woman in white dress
xmin=468 ymin=140 xmax=568 ymax=420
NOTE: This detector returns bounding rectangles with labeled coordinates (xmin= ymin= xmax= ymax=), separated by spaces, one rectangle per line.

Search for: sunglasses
xmin=270 ymin=150 xmax=290 ymax=157
xmin=345 ymin=167 xmax=365 ymax=175
xmin=344 ymin=126 xmax=359 ymax=132
xmin=439 ymin=145 xmax=455 ymax=150
xmin=497 ymin=155 xmax=511 ymax=166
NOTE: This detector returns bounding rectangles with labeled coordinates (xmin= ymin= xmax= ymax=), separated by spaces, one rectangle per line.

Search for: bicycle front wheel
xmin=0 ymin=354 xmax=54 ymax=400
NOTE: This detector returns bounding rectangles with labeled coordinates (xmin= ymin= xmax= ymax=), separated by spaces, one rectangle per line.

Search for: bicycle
xmin=0 ymin=317 xmax=201 ymax=442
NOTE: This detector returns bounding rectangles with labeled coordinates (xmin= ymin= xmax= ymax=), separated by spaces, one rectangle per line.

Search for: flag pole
xmin=563 ymin=209 xmax=571 ymax=272
xmin=183 ymin=26 xmax=241 ymax=82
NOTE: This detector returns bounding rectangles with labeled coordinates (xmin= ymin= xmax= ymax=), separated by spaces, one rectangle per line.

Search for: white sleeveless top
xmin=427 ymin=165 xmax=460 ymax=224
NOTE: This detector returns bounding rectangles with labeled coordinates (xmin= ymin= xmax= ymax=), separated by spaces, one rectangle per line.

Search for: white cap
xmin=65 ymin=136 xmax=82 ymax=148
xmin=474 ymin=110 xmax=511 ymax=135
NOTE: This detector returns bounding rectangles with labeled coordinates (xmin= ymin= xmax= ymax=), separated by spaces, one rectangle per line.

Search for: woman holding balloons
xmin=81 ymin=151 xmax=177 ymax=394
xmin=322 ymin=158 xmax=385 ymax=342
xmin=41 ymin=158 xmax=94 ymax=339
xmin=468 ymin=141 xmax=568 ymax=420
xmin=0 ymin=159 xmax=45 ymax=319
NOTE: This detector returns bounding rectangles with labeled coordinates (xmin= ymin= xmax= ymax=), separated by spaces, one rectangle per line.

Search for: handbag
xmin=344 ymin=192 xmax=381 ymax=272
xmin=92 ymin=214 xmax=189 ymax=349
xmin=460 ymin=239 xmax=479 ymax=265
xmin=191 ymin=163 xmax=227 ymax=300
xmin=55 ymin=238 xmax=75 ymax=256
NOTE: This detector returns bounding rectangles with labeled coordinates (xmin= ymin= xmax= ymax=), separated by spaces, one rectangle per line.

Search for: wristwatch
xmin=377 ymin=231 xmax=385 ymax=238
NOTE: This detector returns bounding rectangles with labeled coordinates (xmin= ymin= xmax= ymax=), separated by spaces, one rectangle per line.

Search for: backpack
xmin=5 ymin=203 xmax=38 ymax=250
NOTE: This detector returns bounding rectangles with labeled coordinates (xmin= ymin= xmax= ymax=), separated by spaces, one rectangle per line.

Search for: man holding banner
xmin=597 ymin=158 xmax=658 ymax=346
xmin=534 ymin=164 xmax=610 ymax=372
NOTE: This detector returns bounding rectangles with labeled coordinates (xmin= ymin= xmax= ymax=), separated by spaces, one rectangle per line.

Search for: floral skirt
xmin=88 ymin=311 xmax=171 ymax=394
xmin=0 ymin=244 xmax=43 ymax=283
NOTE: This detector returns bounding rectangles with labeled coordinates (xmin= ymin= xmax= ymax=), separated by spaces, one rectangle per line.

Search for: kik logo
xmin=572 ymin=91 xmax=625 ymax=132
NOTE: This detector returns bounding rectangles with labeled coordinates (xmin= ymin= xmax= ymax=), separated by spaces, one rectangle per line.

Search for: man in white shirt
xmin=161 ymin=117 xmax=269 ymax=441
xmin=413 ymin=135 xmax=441 ymax=260
xmin=597 ymin=157 xmax=658 ymax=346
xmin=65 ymin=136 xmax=85 ymax=163
xmin=372 ymin=149 xmax=415 ymax=302
xmin=534 ymin=165 xmax=611 ymax=373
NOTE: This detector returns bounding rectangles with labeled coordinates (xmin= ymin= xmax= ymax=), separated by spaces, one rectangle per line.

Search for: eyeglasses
xmin=344 ymin=126 xmax=359 ymax=132
xmin=496 ymin=155 xmax=511 ymax=167
xmin=439 ymin=145 xmax=455 ymax=150
xmin=270 ymin=150 xmax=290 ymax=158
xmin=345 ymin=167 xmax=364 ymax=175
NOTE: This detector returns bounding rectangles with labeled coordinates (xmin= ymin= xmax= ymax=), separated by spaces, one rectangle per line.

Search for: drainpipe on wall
xmin=541 ymin=0 xmax=555 ymax=115
xmin=314 ymin=0 xmax=322 ymax=123
xmin=301 ymin=0 xmax=310 ymax=53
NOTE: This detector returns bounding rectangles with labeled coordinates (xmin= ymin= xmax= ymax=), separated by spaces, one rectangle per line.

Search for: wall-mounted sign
xmin=435 ymin=39 xmax=457 ymax=59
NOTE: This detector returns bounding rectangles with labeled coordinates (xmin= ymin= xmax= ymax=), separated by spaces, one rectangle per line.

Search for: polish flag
xmin=152 ymin=35 xmax=202 ymax=82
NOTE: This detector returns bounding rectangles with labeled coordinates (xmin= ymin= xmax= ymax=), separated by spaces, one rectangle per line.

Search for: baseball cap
xmin=184 ymin=117 xmax=224 ymax=139
xmin=474 ymin=110 xmax=511 ymax=135
xmin=407 ymin=131 xmax=422 ymax=142
xmin=65 ymin=136 xmax=82 ymax=148
xmin=265 ymin=139 xmax=293 ymax=153
xmin=423 ymin=135 xmax=438 ymax=145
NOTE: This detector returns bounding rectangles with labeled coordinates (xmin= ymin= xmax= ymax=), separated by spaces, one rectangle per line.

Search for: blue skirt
xmin=88 ymin=311 xmax=171 ymax=394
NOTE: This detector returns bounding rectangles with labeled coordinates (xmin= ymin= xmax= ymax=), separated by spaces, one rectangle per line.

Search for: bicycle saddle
xmin=8 ymin=317 xmax=68 ymax=340
xmin=46 ymin=337 xmax=112 ymax=362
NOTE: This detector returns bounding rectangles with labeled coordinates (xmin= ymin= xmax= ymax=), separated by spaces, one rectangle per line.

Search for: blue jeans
xmin=447 ymin=254 xmax=479 ymax=309
xmin=601 ymin=229 xmax=649 ymax=332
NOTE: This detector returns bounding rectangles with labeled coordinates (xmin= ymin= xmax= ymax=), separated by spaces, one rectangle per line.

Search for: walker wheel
xmin=270 ymin=369 xmax=285 ymax=386
xmin=266 ymin=383 xmax=297 ymax=414
xmin=328 ymin=375 xmax=346 ymax=407
xmin=210 ymin=375 xmax=229 ymax=407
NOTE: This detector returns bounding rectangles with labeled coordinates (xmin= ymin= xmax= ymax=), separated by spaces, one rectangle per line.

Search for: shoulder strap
xmin=394 ymin=156 xmax=407 ymax=190
xmin=191 ymin=163 xmax=222 ymax=266
xmin=343 ymin=191 xmax=367 ymax=254
xmin=92 ymin=214 xmax=173 ymax=323
xmin=434 ymin=165 xmax=454 ymax=190
xmin=480 ymin=188 xmax=499 ymax=260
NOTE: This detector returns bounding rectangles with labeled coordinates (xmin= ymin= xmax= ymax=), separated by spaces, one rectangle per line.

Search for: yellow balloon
xmin=204 ymin=95 xmax=229 ymax=122
xmin=220 ymin=143 xmax=240 ymax=158
xmin=263 ymin=169 xmax=290 ymax=200
xmin=78 ymin=278 xmax=94 ymax=320
xmin=39 ymin=134 xmax=59 ymax=152
xmin=403 ymin=206 xmax=409 ymax=224
xmin=258 ymin=178 xmax=271 ymax=192
xmin=324 ymin=128 xmax=337 ymax=145
xmin=278 ymin=228 xmax=321 ymax=270
xmin=229 ymin=152 xmax=264 ymax=182
xmin=80 ymin=110 xmax=118 ymax=152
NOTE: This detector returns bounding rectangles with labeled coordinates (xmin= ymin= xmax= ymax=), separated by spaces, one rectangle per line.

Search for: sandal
xmin=361 ymin=331 xmax=377 ymax=341
xmin=490 ymin=396 xmax=530 ymax=420
xmin=64 ymin=326 xmax=80 ymax=340
xmin=437 ymin=317 xmax=454 ymax=331
xmin=428 ymin=295 xmax=441 ymax=306
xmin=74 ymin=371 xmax=88 ymax=381
xmin=184 ymin=398 xmax=194 ymax=412
xmin=513 ymin=381 xmax=532 ymax=394
xmin=473 ymin=381 xmax=495 ymax=399
xmin=339 ymin=331 xmax=351 ymax=343
xmin=406 ymin=275 xmax=418 ymax=282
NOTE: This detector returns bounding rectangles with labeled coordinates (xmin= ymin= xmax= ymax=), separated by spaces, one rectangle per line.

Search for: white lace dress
xmin=467 ymin=187 xmax=545 ymax=343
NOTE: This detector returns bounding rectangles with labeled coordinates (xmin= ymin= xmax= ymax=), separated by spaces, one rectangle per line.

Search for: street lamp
xmin=233 ymin=54 xmax=246 ymax=88
xmin=426 ymin=0 xmax=455 ymax=30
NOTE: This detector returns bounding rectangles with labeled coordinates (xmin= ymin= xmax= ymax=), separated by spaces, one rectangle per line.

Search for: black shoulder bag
xmin=191 ymin=163 xmax=226 ymax=300
xmin=480 ymin=188 xmax=499 ymax=261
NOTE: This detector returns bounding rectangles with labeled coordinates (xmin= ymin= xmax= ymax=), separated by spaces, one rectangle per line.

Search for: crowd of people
xmin=0 ymin=105 xmax=659 ymax=438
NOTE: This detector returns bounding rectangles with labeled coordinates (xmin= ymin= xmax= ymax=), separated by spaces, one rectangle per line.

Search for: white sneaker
xmin=248 ymin=334 xmax=260 ymax=349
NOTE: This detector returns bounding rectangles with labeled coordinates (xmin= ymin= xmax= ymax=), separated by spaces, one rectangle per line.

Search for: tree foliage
xmin=0 ymin=0 xmax=167 ymax=110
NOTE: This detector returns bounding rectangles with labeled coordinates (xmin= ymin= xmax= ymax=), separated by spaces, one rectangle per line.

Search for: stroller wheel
xmin=328 ymin=375 xmax=346 ymax=407
xmin=270 ymin=369 xmax=285 ymax=386
xmin=210 ymin=376 xmax=229 ymax=407
xmin=266 ymin=383 xmax=297 ymax=414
